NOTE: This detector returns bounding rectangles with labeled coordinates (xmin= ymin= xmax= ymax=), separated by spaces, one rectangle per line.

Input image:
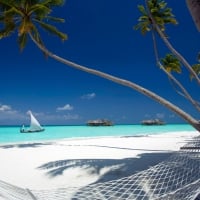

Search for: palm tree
xmin=0 ymin=0 xmax=200 ymax=131
xmin=135 ymin=0 xmax=200 ymax=113
xmin=135 ymin=0 xmax=200 ymax=84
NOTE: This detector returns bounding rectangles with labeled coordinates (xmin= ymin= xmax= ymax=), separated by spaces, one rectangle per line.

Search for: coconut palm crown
xmin=161 ymin=54 xmax=181 ymax=74
xmin=134 ymin=0 xmax=178 ymax=35
xmin=0 ymin=0 xmax=67 ymax=50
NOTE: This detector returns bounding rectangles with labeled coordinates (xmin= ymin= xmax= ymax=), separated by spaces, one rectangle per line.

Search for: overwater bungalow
xmin=87 ymin=119 xmax=113 ymax=126
xmin=141 ymin=119 xmax=165 ymax=125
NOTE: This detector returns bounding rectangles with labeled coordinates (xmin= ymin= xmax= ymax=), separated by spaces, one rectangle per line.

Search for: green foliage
xmin=0 ymin=0 xmax=67 ymax=50
xmin=134 ymin=5 xmax=150 ymax=35
xmin=18 ymin=33 xmax=28 ymax=50
xmin=161 ymin=54 xmax=181 ymax=73
xmin=35 ymin=19 xmax=67 ymax=40
xmin=191 ymin=64 xmax=200 ymax=80
xmin=134 ymin=0 xmax=178 ymax=35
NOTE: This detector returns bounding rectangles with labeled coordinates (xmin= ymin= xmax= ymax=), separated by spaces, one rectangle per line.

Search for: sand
xmin=0 ymin=131 xmax=198 ymax=190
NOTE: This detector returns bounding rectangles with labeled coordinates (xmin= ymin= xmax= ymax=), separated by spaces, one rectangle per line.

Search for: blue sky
xmin=0 ymin=0 xmax=199 ymax=125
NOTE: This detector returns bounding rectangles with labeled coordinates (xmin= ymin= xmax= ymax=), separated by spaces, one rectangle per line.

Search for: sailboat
xmin=20 ymin=111 xmax=45 ymax=133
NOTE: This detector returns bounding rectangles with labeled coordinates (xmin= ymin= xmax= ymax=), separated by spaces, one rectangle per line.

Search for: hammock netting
xmin=1 ymin=136 xmax=200 ymax=200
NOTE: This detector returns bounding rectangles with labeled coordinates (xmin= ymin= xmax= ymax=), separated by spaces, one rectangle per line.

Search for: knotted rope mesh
xmin=1 ymin=136 xmax=200 ymax=200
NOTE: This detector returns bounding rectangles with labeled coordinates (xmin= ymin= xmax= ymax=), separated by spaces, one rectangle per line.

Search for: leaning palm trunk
xmin=29 ymin=33 xmax=200 ymax=132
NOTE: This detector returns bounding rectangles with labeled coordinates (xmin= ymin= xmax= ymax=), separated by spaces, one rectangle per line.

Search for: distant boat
xmin=20 ymin=111 xmax=45 ymax=133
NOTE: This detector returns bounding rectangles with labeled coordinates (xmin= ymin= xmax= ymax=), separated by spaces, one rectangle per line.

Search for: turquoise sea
xmin=0 ymin=124 xmax=197 ymax=144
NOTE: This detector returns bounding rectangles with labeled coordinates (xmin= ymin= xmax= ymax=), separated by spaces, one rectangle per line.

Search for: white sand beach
xmin=0 ymin=131 xmax=198 ymax=191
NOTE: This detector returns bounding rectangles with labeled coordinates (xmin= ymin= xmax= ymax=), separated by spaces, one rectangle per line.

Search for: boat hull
xmin=20 ymin=129 xmax=45 ymax=133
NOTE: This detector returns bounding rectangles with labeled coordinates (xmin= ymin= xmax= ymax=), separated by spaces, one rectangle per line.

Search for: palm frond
xmin=161 ymin=54 xmax=181 ymax=73
xmin=4 ymin=7 xmax=23 ymax=17
xmin=147 ymin=0 xmax=178 ymax=29
xmin=0 ymin=0 xmax=20 ymax=10
xmin=18 ymin=32 xmax=28 ymax=50
xmin=137 ymin=5 xmax=147 ymax=16
xmin=36 ymin=19 xmax=67 ymax=40
xmin=0 ymin=0 xmax=67 ymax=49
xmin=28 ymin=4 xmax=51 ymax=19
xmin=42 ymin=0 xmax=65 ymax=7
xmin=0 ymin=15 xmax=15 ymax=38
xmin=45 ymin=16 xmax=65 ymax=23
xmin=191 ymin=64 xmax=200 ymax=80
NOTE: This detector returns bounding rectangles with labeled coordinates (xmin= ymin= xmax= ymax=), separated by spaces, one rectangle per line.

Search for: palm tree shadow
xmin=0 ymin=142 xmax=52 ymax=149
xmin=37 ymin=152 xmax=173 ymax=183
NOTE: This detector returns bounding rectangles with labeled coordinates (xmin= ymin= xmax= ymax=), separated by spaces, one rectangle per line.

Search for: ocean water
xmin=0 ymin=124 xmax=197 ymax=144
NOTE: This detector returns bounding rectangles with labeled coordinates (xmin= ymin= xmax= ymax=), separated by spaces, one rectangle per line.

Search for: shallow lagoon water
xmin=0 ymin=124 xmax=196 ymax=144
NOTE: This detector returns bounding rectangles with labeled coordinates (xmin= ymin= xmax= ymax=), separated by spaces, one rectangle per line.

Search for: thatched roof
xmin=141 ymin=119 xmax=165 ymax=125
xmin=87 ymin=119 xmax=113 ymax=126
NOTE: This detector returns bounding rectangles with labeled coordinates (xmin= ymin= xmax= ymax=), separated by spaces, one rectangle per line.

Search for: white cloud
xmin=0 ymin=104 xmax=12 ymax=111
xmin=0 ymin=103 xmax=25 ymax=123
xmin=81 ymin=93 xmax=96 ymax=100
xmin=56 ymin=104 xmax=74 ymax=111
xmin=0 ymin=104 xmax=18 ymax=115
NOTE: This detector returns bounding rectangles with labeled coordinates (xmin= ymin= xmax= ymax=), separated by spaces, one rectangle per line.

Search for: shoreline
xmin=0 ymin=130 xmax=197 ymax=146
xmin=0 ymin=131 xmax=199 ymax=191
xmin=0 ymin=124 xmax=196 ymax=142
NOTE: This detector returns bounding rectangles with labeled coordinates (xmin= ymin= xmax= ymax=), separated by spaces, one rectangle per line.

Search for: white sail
xmin=20 ymin=111 xmax=45 ymax=133
xmin=29 ymin=111 xmax=43 ymax=131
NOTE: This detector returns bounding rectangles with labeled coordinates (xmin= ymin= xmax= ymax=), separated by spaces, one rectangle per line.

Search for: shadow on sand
xmin=0 ymin=142 xmax=52 ymax=149
xmin=38 ymin=151 xmax=173 ymax=184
